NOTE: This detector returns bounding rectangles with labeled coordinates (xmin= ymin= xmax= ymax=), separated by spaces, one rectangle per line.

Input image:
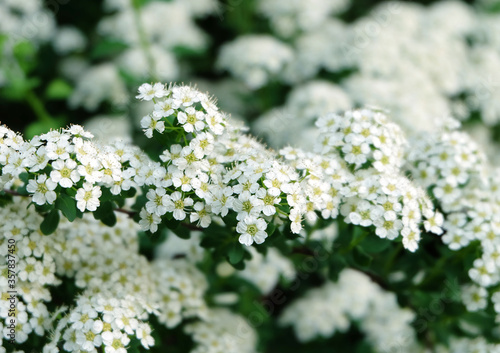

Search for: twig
xmin=2 ymin=189 xmax=23 ymax=196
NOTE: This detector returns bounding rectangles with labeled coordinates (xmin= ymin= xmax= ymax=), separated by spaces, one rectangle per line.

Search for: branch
xmin=2 ymin=189 xmax=23 ymax=196
xmin=114 ymin=208 xmax=136 ymax=218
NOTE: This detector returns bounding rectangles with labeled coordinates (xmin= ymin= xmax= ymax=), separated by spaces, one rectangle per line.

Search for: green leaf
xmin=121 ymin=187 xmax=137 ymax=198
xmin=228 ymin=243 xmax=245 ymax=265
xmin=172 ymin=223 xmax=191 ymax=240
xmin=352 ymin=247 xmax=373 ymax=268
xmin=267 ymin=222 xmax=277 ymax=237
xmin=45 ymin=79 xmax=73 ymax=100
xmin=360 ymin=234 xmax=391 ymax=253
xmin=200 ymin=234 xmax=224 ymax=248
xmin=40 ymin=209 xmax=60 ymax=235
xmin=13 ymin=41 xmax=36 ymax=73
xmin=18 ymin=173 xmax=29 ymax=183
xmin=91 ymin=40 xmax=128 ymax=60
xmin=93 ymin=201 xmax=117 ymax=227
xmin=2 ymin=77 xmax=40 ymax=101
xmin=56 ymin=193 xmax=77 ymax=222
xmin=99 ymin=187 xmax=113 ymax=203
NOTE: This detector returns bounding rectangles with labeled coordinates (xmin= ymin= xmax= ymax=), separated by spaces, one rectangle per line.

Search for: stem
xmin=114 ymin=208 xmax=136 ymax=218
xmin=25 ymin=86 xmax=55 ymax=124
xmin=2 ymin=189 xmax=22 ymax=196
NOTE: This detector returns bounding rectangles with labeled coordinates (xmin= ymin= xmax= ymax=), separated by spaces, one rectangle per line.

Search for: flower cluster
xmin=281 ymin=145 xmax=440 ymax=251
xmin=217 ymin=35 xmax=294 ymax=89
xmin=437 ymin=337 xmax=500 ymax=353
xmin=0 ymin=122 xmax=160 ymax=218
xmin=0 ymin=198 xmax=59 ymax=344
xmin=185 ymin=308 xmax=258 ymax=353
xmin=0 ymin=177 xmax=211 ymax=351
xmin=315 ymin=108 xmax=407 ymax=173
xmin=137 ymin=85 xmax=442 ymax=251
xmin=237 ymin=248 xmax=295 ymax=294
xmin=279 ymin=269 xmax=417 ymax=351
xmin=406 ymin=120 xmax=500 ymax=315
xmin=44 ymin=294 xmax=155 ymax=353
xmin=257 ymin=0 xmax=350 ymax=37
xmin=254 ymin=80 xmax=352 ymax=149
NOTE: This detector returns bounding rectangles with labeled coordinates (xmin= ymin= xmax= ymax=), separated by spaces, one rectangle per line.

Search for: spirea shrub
xmin=2 ymin=81 xmax=500 ymax=352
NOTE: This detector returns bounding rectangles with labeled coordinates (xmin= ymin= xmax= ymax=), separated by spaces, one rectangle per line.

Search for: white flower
xmin=237 ymin=216 xmax=268 ymax=246
xmin=102 ymin=330 xmax=130 ymax=353
xmin=145 ymin=187 xmax=170 ymax=216
xmin=177 ymin=108 xmax=205 ymax=133
xmin=289 ymin=208 xmax=303 ymax=234
xmin=50 ymin=159 xmax=80 ymax=188
xmin=423 ymin=212 xmax=444 ymax=235
xmin=153 ymin=99 xmax=175 ymax=118
xmin=139 ymin=209 xmax=161 ymax=233
xmin=171 ymin=85 xmax=201 ymax=108
xmin=402 ymin=227 xmax=421 ymax=252
xmin=190 ymin=202 xmax=212 ymax=228
xmin=141 ymin=115 xmax=165 ymax=138
xmin=26 ymin=175 xmax=57 ymax=205
xmin=75 ymin=183 xmax=102 ymax=212
xmin=46 ymin=138 xmax=72 ymax=160
xmin=461 ymin=285 xmax=488 ymax=312
xmin=166 ymin=191 xmax=193 ymax=221
xmin=136 ymin=83 xmax=167 ymax=101
xmin=136 ymin=323 xmax=155 ymax=349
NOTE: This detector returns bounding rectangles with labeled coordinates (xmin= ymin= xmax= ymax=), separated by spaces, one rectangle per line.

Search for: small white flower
xmin=166 ymin=191 xmax=193 ymax=221
xmin=26 ymin=175 xmax=57 ymax=205
xmin=75 ymin=183 xmax=102 ymax=212
xmin=237 ymin=216 xmax=268 ymax=246
xmin=136 ymin=83 xmax=167 ymax=101
xmin=141 ymin=115 xmax=165 ymax=138
xmin=50 ymin=159 xmax=80 ymax=188
xmin=139 ymin=208 xmax=161 ymax=233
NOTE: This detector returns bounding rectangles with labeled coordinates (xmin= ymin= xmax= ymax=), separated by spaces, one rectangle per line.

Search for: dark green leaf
xmin=40 ymin=209 xmax=60 ymax=235
xmin=91 ymin=40 xmax=128 ymax=60
xmin=93 ymin=201 xmax=117 ymax=227
xmin=45 ymin=79 xmax=73 ymax=100
xmin=228 ymin=242 xmax=245 ymax=264
xmin=352 ymin=247 xmax=373 ymax=268
xmin=172 ymin=223 xmax=191 ymax=240
xmin=56 ymin=193 xmax=77 ymax=222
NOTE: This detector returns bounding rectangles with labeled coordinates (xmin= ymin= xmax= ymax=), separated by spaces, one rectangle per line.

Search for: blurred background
xmin=1 ymin=0 xmax=499 ymax=160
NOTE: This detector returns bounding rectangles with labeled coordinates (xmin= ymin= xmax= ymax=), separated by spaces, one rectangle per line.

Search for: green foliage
xmin=40 ymin=209 xmax=60 ymax=235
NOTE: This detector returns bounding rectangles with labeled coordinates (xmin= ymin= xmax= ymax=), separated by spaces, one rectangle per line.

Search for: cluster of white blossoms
xmin=315 ymin=108 xmax=407 ymax=173
xmin=237 ymin=248 xmax=295 ymax=294
xmin=64 ymin=0 xmax=217 ymax=111
xmin=406 ymin=119 xmax=500 ymax=314
xmin=136 ymin=83 xmax=443 ymax=251
xmin=136 ymin=83 xmax=308 ymax=246
xmin=185 ymin=308 xmax=258 ymax=353
xmin=217 ymin=35 xmax=294 ymax=89
xmin=254 ymin=81 xmax=353 ymax=149
xmin=277 ymin=115 xmax=441 ymax=251
xmin=51 ymin=212 xmax=209 ymax=332
xmin=256 ymin=0 xmax=350 ymax=38
xmin=0 ymin=198 xmax=60 ymax=344
xmin=2 ymin=83 xmax=445 ymax=255
xmin=43 ymin=293 xmax=155 ymax=353
xmin=0 ymin=123 xmax=158 ymax=213
xmin=436 ymin=337 xmax=500 ymax=353
xmin=221 ymin=1 xmax=500 ymax=129
xmin=0 ymin=190 xmax=233 ymax=352
xmin=279 ymin=269 xmax=417 ymax=352
xmin=0 ymin=0 xmax=56 ymax=52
